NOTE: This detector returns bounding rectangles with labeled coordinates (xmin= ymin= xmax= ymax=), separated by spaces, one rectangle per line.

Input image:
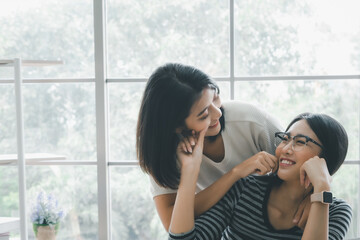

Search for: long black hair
xmin=285 ymin=113 xmax=348 ymax=175
xmin=136 ymin=63 xmax=224 ymax=189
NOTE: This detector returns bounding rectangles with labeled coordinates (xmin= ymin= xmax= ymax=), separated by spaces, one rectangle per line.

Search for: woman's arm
xmin=300 ymin=156 xmax=332 ymax=240
xmin=168 ymin=181 xmax=238 ymax=240
xmin=154 ymin=151 xmax=277 ymax=230
xmin=194 ymin=151 xmax=277 ymax=215
xmin=301 ymin=183 xmax=330 ymax=240
xmin=169 ymin=128 xmax=207 ymax=234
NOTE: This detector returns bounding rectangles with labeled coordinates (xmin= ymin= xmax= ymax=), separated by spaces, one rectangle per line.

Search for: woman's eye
xmin=281 ymin=136 xmax=289 ymax=142
xmin=200 ymin=115 xmax=209 ymax=120
xmin=295 ymin=140 xmax=306 ymax=145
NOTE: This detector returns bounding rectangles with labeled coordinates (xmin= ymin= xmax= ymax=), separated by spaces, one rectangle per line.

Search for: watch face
xmin=323 ymin=192 xmax=333 ymax=203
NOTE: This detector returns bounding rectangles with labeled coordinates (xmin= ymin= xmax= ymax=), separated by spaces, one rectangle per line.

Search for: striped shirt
xmin=168 ymin=175 xmax=352 ymax=240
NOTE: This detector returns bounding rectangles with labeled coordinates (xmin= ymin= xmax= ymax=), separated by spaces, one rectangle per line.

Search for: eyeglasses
xmin=275 ymin=132 xmax=324 ymax=152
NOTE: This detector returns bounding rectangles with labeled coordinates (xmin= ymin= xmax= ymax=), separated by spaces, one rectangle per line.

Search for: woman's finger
xmin=195 ymin=126 xmax=208 ymax=149
xmin=184 ymin=137 xmax=193 ymax=153
xmin=261 ymin=157 xmax=273 ymax=172
xmin=305 ymin=177 xmax=311 ymax=189
xmin=188 ymin=135 xmax=196 ymax=146
xmin=181 ymin=142 xmax=188 ymax=153
xmin=256 ymin=164 xmax=268 ymax=175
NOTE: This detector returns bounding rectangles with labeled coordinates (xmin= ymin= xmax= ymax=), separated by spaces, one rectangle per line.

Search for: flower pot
xmin=33 ymin=223 xmax=59 ymax=240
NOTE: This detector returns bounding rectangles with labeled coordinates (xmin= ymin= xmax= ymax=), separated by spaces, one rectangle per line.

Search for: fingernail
xmin=191 ymin=140 xmax=195 ymax=146
xmin=293 ymin=219 xmax=297 ymax=223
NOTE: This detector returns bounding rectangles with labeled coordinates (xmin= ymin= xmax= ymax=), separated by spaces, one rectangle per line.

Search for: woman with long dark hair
xmin=137 ymin=63 xmax=284 ymax=230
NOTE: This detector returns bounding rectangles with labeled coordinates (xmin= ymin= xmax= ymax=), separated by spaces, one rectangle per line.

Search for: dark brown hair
xmin=136 ymin=63 xmax=224 ymax=189
xmin=285 ymin=113 xmax=348 ymax=175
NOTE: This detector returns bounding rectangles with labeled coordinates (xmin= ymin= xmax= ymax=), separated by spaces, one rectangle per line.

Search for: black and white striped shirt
xmin=169 ymin=175 xmax=352 ymax=240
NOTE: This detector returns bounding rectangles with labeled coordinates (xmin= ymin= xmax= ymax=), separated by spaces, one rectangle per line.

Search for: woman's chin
xmin=277 ymin=169 xmax=291 ymax=181
xmin=206 ymin=124 xmax=221 ymax=137
xmin=277 ymin=170 xmax=299 ymax=183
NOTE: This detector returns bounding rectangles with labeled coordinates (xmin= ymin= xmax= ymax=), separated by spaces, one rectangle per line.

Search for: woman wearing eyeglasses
xmin=169 ymin=113 xmax=352 ymax=240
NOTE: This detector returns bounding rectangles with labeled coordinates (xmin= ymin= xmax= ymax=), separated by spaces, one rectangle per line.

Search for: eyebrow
xmin=197 ymin=106 xmax=209 ymax=117
xmin=286 ymin=132 xmax=308 ymax=138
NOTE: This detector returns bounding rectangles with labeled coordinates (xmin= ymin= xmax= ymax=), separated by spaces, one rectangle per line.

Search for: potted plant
xmin=30 ymin=191 xmax=65 ymax=240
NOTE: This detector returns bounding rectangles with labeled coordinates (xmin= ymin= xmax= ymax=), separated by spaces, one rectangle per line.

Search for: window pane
xmin=0 ymin=84 xmax=16 ymax=154
xmin=234 ymin=0 xmax=360 ymax=75
xmin=109 ymin=83 xmax=145 ymax=161
xmin=217 ymin=81 xmax=230 ymax=102
xmin=23 ymin=83 xmax=96 ymax=161
xmin=26 ymin=165 xmax=98 ymax=239
xmin=110 ymin=166 xmax=167 ymax=239
xmin=332 ymin=164 xmax=359 ymax=239
xmin=107 ymin=0 xmax=229 ymax=78
xmin=0 ymin=166 xmax=19 ymax=238
xmin=0 ymin=0 xmax=94 ymax=78
xmin=235 ymin=79 xmax=359 ymax=160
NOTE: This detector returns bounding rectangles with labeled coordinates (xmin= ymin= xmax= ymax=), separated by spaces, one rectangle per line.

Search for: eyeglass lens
xmin=276 ymin=133 xmax=307 ymax=151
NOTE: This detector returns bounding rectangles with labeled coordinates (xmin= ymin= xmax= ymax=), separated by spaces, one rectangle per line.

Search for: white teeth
xmin=210 ymin=121 xmax=217 ymax=127
xmin=281 ymin=160 xmax=295 ymax=165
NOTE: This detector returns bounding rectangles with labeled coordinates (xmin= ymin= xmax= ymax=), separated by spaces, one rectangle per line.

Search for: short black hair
xmin=285 ymin=113 xmax=348 ymax=175
xmin=136 ymin=63 xmax=224 ymax=189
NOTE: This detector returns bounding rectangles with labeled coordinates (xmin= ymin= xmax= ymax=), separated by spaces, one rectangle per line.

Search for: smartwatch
xmin=311 ymin=191 xmax=333 ymax=204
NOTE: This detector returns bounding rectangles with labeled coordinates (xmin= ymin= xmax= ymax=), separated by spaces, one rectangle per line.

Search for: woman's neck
xmin=267 ymin=179 xmax=312 ymax=230
xmin=203 ymin=134 xmax=224 ymax=163
xmin=270 ymin=180 xmax=311 ymax=213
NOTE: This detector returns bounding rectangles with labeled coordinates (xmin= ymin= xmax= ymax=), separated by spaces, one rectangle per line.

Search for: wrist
xmin=232 ymin=161 xmax=249 ymax=179
xmin=181 ymin=164 xmax=200 ymax=180
xmin=313 ymin=181 xmax=331 ymax=193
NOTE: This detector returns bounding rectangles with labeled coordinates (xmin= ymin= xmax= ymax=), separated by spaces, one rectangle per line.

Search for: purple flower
xmin=30 ymin=191 xmax=66 ymax=225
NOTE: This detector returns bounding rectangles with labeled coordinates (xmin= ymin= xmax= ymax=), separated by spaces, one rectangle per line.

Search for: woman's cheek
xmin=275 ymin=146 xmax=281 ymax=159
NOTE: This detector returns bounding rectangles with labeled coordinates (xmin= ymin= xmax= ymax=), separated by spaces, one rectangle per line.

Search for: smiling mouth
xmin=209 ymin=120 xmax=219 ymax=128
xmin=280 ymin=159 xmax=296 ymax=166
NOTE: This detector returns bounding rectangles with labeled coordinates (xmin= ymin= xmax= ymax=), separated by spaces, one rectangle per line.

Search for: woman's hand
xmin=176 ymin=127 xmax=208 ymax=172
xmin=299 ymin=156 xmax=331 ymax=192
xmin=178 ymin=130 xmax=197 ymax=153
xmin=233 ymin=151 xmax=278 ymax=179
xmin=170 ymin=127 xmax=208 ymax=234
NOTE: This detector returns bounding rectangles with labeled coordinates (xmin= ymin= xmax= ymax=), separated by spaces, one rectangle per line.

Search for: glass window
xmin=109 ymin=83 xmax=145 ymax=161
xmin=0 ymin=166 xmax=19 ymax=239
xmin=26 ymin=165 xmax=98 ymax=239
xmin=0 ymin=84 xmax=16 ymax=154
xmin=216 ymin=81 xmax=231 ymax=102
xmin=0 ymin=0 xmax=94 ymax=78
xmin=234 ymin=0 xmax=360 ymax=76
xmin=235 ymin=79 xmax=359 ymax=160
xmin=110 ymin=166 xmax=167 ymax=239
xmin=0 ymin=166 xmax=19 ymax=216
xmin=332 ymin=165 xmax=359 ymax=239
xmin=107 ymin=0 xmax=229 ymax=78
xmin=23 ymin=83 xmax=96 ymax=161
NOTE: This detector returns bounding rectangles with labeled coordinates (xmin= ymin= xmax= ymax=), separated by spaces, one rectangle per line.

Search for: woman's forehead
xmin=189 ymin=88 xmax=214 ymax=115
xmin=287 ymin=119 xmax=320 ymax=142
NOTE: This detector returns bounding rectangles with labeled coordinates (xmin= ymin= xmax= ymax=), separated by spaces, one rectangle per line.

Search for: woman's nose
xmin=209 ymin=103 xmax=222 ymax=119
xmin=282 ymin=141 xmax=294 ymax=154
